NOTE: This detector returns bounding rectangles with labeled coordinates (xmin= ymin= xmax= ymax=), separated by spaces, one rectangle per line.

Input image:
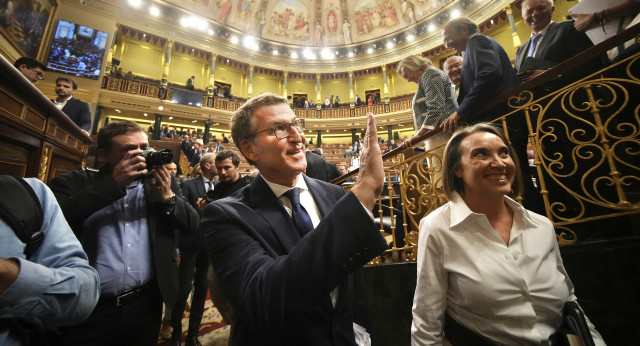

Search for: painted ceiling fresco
xmin=164 ymin=0 xmax=454 ymax=46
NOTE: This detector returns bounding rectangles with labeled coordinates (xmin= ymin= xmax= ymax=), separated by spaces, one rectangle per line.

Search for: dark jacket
xmin=53 ymin=97 xmax=92 ymax=131
xmin=48 ymin=167 xmax=199 ymax=307
xmin=201 ymin=174 xmax=388 ymax=345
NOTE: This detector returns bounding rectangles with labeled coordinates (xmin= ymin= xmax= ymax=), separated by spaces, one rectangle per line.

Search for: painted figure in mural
xmin=217 ymin=0 xmax=232 ymax=24
xmin=342 ymin=19 xmax=352 ymax=44
xmin=237 ymin=0 xmax=253 ymax=19
xmin=383 ymin=1 xmax=400 ymax=27
xmin=327 ymin=10 xmax=338 ymax=34
xmin=315 ymin=21 xmax=323 ymax=46
xmin=255 ymin=9 xmax=266 ymax=36
xmin=401 ymin=0 xmax=416 ymax=23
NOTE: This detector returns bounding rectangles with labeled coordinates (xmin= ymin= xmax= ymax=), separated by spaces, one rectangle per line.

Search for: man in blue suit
xmin=51 ymin=77 xmax=92 ymax=132
xmin=201 ymin=93 xmax=388 ymax=345
xmin=440 ymin=17 xmax=541 ymax=212
xmin=440 ymin=17 xmax=521 ymax=132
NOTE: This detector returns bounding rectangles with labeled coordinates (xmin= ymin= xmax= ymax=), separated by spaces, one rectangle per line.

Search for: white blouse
xmin=411 ymin=193 xmax=605 ymax=345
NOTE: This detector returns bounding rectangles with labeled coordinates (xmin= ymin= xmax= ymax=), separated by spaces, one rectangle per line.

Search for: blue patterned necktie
xmin=283 ymin=188 xmax=314 ymax=237
xmin=528 ymin=33 xmax=543 ymax=57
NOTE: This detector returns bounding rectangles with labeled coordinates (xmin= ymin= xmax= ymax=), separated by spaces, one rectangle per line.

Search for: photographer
xmin=170 ymin=153 xmax=218 ymax=346
xmin=48 ymin=120 xmax=199 ymax=346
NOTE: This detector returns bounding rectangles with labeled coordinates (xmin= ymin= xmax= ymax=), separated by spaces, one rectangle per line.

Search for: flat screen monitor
xmin=45 ymin=20 xmax=109 ymax=80
xmin=171 ymin=89 xmax=203 ymax=108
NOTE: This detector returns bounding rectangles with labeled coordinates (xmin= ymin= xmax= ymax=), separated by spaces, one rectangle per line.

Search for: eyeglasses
xmin=29 ymin=68 xmax=44 ymax=79
xmin=252 ymin=118 xmax=305 ymax=139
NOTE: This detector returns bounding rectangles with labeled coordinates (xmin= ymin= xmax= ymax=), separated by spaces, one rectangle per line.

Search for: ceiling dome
xmin=164 ymin=0 xmax=455 ymax=47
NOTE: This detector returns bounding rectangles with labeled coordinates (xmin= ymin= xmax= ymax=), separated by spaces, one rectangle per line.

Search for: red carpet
xmin=157 ymin=290 xmax=228 ymax=345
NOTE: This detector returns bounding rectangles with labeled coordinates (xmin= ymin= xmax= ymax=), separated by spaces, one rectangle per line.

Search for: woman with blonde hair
xmin=397 ymin=55 xmax=457 ymax=150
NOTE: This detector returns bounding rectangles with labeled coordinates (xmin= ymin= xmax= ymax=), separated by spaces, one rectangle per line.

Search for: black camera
xmin=139 ymin=147 xmax=173 ymax=166
xmin=203 ymin=190 xmax=216 ymax=203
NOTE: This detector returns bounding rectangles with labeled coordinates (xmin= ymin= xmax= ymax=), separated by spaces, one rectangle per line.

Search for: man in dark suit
xmin=201 ymin=93 xmax=388 ymax=345
xmin=515 ymin=0 xmax=597 ymax=87
xmin=440 ymin=17 xmax=521 ymax=132
xmin=48 ymin=121 xmax=199 ymax=345
xmin=170 ymin=153 xmax=218 ymax=346
xmin=440 ymin=17 xmax=540 ymax=212
xmin=186 ymin=76 xmax=195 ymax=90
xmin=51 ymin=77 xmax=92 ymax=132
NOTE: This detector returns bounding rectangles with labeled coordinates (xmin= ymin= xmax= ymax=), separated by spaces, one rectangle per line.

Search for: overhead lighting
xmin=128 ymin=0 xmax=142 ymax=8
xmin=291 ymin=51 xmax=298 ymax=58
xmin=243 ymin=36 xmax=259 ymax=51
xmin=168 ymin=116 xmax=173 ymax=120
xmin=450 ymin=10 xmax=461 ymax=19
xmin=428 ymin=24 xmax=436 ymax=32
xmin=143 ymin=113 xmax=148 ymax=116
xmin=230 ymin=36 xmax=239 ymax=44
xmin=115 ymin=109 xmax=121 ymax=113
xmin=158 ymin=106 xmax=163 ymax=110
xmin=348 ymin=51 xmax=354 ymax=57
xmin=407 ymin=34 xmax=415 ymax=41
xmin=207 ymin=29 xmax=214 ymax=35
xmin=149 ymin=6 xmax=160 ymax=17
xmin=386 ymin=41 xmax=394 ymax=49
xmin=367 ymin=47 xmax=373 ymax=54
xmin=320 ymin=48 xmax=333 ymax=60
xmin=272 ymin=49 xmax=279 ymax=55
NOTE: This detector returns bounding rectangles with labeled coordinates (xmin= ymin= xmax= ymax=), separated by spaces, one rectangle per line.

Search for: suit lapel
xmin=516 ymin=40 xmax=530 ymax=71
xmin=536 ymin=22 xmax=559 ymax=58
xmin=304 ymin=175 xmax=332 ymax=218
xmin=249 ymin=175 xmax=299 ymax=253
xmin=196 ymin=175 xmax=206 ymax=197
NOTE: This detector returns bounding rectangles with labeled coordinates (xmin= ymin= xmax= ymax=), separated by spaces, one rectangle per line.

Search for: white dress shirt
xmin=411 ymin=193 xmax=605 ymax=345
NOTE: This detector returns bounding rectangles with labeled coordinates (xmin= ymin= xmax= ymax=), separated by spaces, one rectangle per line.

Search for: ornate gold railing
xmin=334 ymin=25 xmax=640 ymax=264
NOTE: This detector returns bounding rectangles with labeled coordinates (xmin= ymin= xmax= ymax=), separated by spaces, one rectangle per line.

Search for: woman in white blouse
xmin=411 ymin=123 xmax=605 ymax=345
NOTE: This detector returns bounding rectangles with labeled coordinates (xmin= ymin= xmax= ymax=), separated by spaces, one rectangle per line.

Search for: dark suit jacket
xmin=515 ymin=20 xmax=598 ymax=89
xmin=305 ymin=151 xmax=329 ymax=181
xmin=180 ymin=175 xmax=218 ymax=254
xmin=201 ymin=174 xmax=388 ymax=345
xmin=458 ymin=34 xmax=521 ymax=121
xmin=48 ymin=167 xmax=199 ymax=307
xmin=53 ymin=97 xmax=92 ymax=131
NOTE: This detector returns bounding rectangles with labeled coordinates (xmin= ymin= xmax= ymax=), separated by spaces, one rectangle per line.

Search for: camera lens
xmin=141 ymin=148 xmax=173 ymax=166
xmin=204 ymin=189 xmax=216 ymax=203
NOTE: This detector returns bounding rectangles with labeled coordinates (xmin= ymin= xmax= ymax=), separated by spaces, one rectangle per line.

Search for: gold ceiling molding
xmin=84 ymin=0 xmax=515 ymax=72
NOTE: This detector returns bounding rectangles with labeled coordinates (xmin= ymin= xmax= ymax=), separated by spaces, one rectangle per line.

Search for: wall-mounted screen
xmin=45 ymin=20 xmax=109 ymax=80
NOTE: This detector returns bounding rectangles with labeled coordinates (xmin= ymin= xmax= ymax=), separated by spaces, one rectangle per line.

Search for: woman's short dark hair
xmin=442 ymin=123 xmax=523 ymax=200
xmin=97 ymin=120 xmax=144 ymax=151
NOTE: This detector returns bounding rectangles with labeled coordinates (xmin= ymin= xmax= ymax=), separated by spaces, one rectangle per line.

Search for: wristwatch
xmin=166 ymin=193 xmax=177 ymax=206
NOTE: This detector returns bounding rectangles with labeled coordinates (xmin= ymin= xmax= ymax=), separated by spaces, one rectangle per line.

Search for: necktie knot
xmin=283 ymin=188 xmax=313 ymax=237
xmin=284 ymin=187 xmax=301 ymax=205
xmin=528 ymin=33 xmax=543 ymax=57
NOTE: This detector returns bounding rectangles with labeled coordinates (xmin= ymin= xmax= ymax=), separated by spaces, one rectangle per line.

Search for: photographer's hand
xmin=196 ymin=198 xmax=208 ymax=213
xmin=112 ymin=150 xmax=146 ymax=188
xmin=151 ymin=164 xmax=173 ymax=203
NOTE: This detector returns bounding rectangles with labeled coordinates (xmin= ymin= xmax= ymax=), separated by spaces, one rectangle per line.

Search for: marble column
xmin=207 ymin=54 xmax=217 ymax=96
xmin=153 ymin=114 xmax=163 ymax=140
xmin=247 ymin=65 xmax=254 ymax=98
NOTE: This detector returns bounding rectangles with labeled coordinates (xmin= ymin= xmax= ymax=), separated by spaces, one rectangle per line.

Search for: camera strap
xmin=0 ymin=176 xmax=44 ymax=260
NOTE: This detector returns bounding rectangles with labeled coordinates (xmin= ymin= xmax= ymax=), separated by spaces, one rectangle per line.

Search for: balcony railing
xmin=101 ymin=76 xmax=412 ymax=118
